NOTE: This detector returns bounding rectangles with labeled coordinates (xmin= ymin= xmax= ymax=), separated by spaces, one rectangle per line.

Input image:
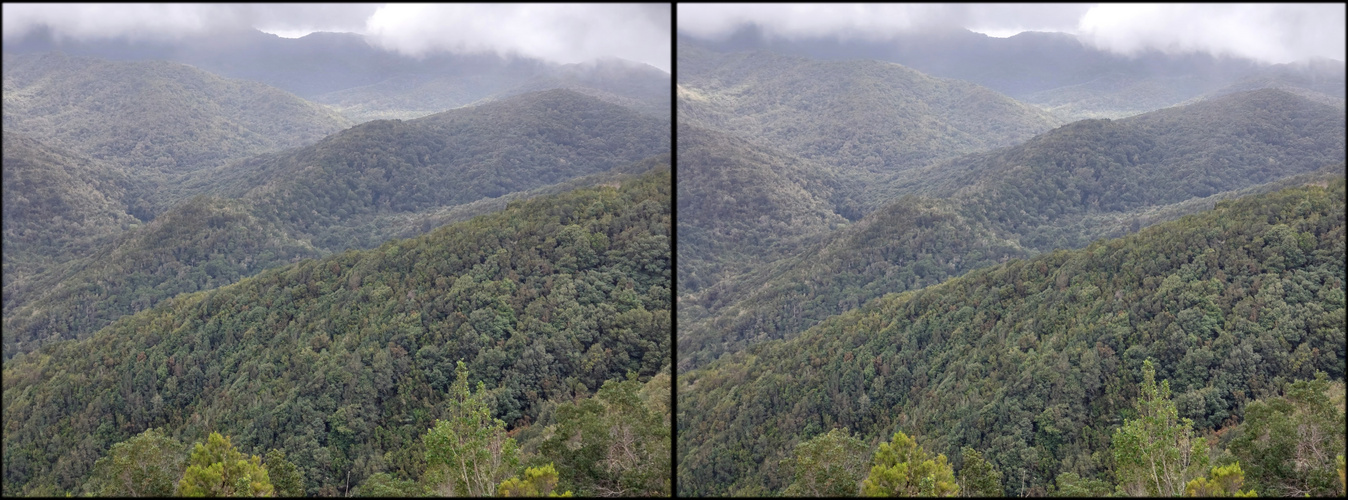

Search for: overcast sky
xmin=1 ymin=3 xmax=672 ymax=72
xmin=677 ymin=3 xmax=1346 ymax=64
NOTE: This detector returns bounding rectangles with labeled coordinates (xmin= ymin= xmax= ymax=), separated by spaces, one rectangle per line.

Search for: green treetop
xmin=1111 ymin=359 xmax=1209 ymax=496
xmin=177 ymin=432 xmax=274 ymax=497
xmin=861 ymin=431 xmax=959 ymax=497
xmin=422 ymin=360 xmax=520 ymax=496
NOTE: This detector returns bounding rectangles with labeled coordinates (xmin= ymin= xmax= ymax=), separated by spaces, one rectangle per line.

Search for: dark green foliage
xmin=196 ymin=89 xmax=669 ymax=251
xmin=531 ymin=371 xmax=671 ymax=496
xmin=679 ymin=192 xmax=1029 ymax=371
xmin=3 ymin=195 xmax=320 ymax=357
xmin=958 ymin=447 xmax=1004 ymax=497
xmin=81 ymin=427 xmax=185 ymax=497
xmin=1 ymin=132 xmax=139 ymax=295
xmin=674 ymin=122 xmax=847 ymax=295
xmin=934 ymin=89 xmax=1345 ymax=252
xmin=1050 ymin=472 xmax=1113 ymax=497
xmin=355 ymin=472 xmax=425 ymax=497
xmin=1 ymin=169 xmax=670 ymax=496
xmin=1227 ymin=374 xmax=1346 ymax=496
xmin=677 ymin=180 xmax=1346 ymax=496
xmin=264 ymin=449 xmax=305 ymax=497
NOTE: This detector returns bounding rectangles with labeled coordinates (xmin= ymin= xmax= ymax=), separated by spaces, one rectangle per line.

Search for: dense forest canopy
xmin=678 ymin=179 xmax=1346 ymax=496
xmin=3 ymin=168 xmax=672 ymax=496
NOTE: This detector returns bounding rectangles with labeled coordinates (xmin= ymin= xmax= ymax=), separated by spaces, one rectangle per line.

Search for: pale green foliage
xmin=177 ymin=432 xmax=274 ymax=497
xmin=861 ymin=431 xmax=959 ymax=497
xmin=780 ymin=428 xmax=868 ymax=497
xmin=422 ymin=360 xmax=520 ymax=496
xmin=957 ymin=447 xmax=1003 ymax=497
xmin=497 ymin=463 xmax=572 ymax=497
xmin=1112 ymin=359 xmax=1210 ymax=496
xmin=1184 ymin=462 xmax=1257 ymax=497
xmin=82 ymin=427 xmax=185 ymax=496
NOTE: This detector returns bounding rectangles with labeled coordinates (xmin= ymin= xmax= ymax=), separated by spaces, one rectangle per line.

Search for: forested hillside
xmin=678 ymin=87 xmax=1346 ymax=373
xmin=677 ymin=44 xmax=1062 ymax=178
xmin=675 ymin=123 xmax=848 ymax=294
xmin=682 ymin=27 xmax=1345 ymax=121
xmin=2 ymin=195 xmax=321 ymax=356
xmin=678 ymin=179 xmax=1346 ymax=496
xmin=1 ymin=51 xmax=351 ymax=175
xmin=3 ymin=168 xmax=671 ymax=496
xmin=186 ymin=88 xmax=670 ymax=250
xmin=1 ymin=132 xmax=138 ymax=296
xmin=3 ymin=88 xmax=670 ymax=359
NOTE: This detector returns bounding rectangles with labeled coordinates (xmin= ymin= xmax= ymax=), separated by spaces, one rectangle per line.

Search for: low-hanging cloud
xmin=677 ymin=3 xmax=1346 ymax=64
xmin=1 ymin=3 xmax=671 ymax=72
xmin=364 ymin=4 xmax=670 ymax=72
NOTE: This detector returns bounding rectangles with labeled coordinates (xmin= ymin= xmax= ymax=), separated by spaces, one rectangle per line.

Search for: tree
xmin=861 ymin=431 xmax=959 ymax=497
xmin=83 ymin=427 xmax=186 ymax=496
xmin=1227 ymin=375 xmax=1345 ymax=496
xmin=538 ymin=372 xmax=670 ymax=497
xmin=422 ymin=360 xmax=520 ymax=496
xmin=1184 ymin=462 xmax=1256 ymax=497
xmin=957 ymin=447 xmax=1003 ymax=497
xmin=177 ymin=432 xmax=275 ymax=497
xmin=780 ymin=428 xmax=869 ymax=497
xmin=1111 ymin=359 xmax=1209 ymax=496
xmin=355 ymin=472 xmax=424 ymax=497
xmin=1050 ymin=472 xmax=1113 ymax=497
xmin=263 ymin=450 xmax=304 ymax=497
xmin=497 ymin=463 xmax=573 ymax=497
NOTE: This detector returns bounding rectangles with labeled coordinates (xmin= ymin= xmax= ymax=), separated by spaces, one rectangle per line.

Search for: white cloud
xmin=1 ymin=3 xmax=671 ymax=72
xmin=676 ymin=3 xmax=1346 ymax=64
xmin=363 ymin=4 xmax=669 ymax=72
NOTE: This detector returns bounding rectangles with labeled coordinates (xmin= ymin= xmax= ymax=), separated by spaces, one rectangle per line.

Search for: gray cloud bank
xmin=2 ymin=3 xmax=672 ymax=72
xmin=677 ymin=3 xmax=1346 ymax=64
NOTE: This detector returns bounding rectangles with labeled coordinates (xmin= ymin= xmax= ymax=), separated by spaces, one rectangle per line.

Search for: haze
xmin=2 ymin=3 xmax=673 ymax=73
xmin=677 ymin=3 xmax=1346 ymax=65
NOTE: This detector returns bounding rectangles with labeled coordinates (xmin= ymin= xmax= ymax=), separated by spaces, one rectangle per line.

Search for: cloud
xmin=676 ymin=3 xmax=1346 ymax=64
xmin=1 ymin=3 xmax=671 ymax=72
xmin=1077 ymin=4 xmax=1346 ymax=63
xmin=676 ymin=3 xmax=1090 ymax=41
xmin=364 ymin=4 xmax=670 ymax=72
xmin=1 ymin=3 xmax=378 ymax=41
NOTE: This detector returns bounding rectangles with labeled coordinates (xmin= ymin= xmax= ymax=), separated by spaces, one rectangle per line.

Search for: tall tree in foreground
xmin=82 ymin=427 xmax=186 ymax=496
xmin=957 ymin=447 xmax=1004 ymax=497
xmin=861 ymin=431 xmax=959 ymax=497
xmin=263 ymin=450 xmax=304 ymax=497
xmin=1228 ymin=375 xmax=1346 ymax=496
xmin=1111 ymin=359 xmax=1210 ymax=496
xmin=780 ymin=428 xmax=868 ymax=496
xmin=422 ymin=360 xmax=520 ymax=496
xmin=177 ymin=432 xmax=274 ymax=497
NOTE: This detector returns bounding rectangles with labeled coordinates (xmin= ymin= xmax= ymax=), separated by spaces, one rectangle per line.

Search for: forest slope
xmin=4 ymin=90 xmax=670 ymax=359
xmin=677 ymin=179 xmax=1346 ymax=496
xmin=677 ymin=44 xmax=1062 ymax=178
xmin=1 ymin=132 xmax=138 ymax=298
xmin=679 ymin=89 xmax=1345 ymax=373
xmin=3 ymin=168 xmax=671 ymax=496
xmin=1 ymin=51 xmax=351 ymax=176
